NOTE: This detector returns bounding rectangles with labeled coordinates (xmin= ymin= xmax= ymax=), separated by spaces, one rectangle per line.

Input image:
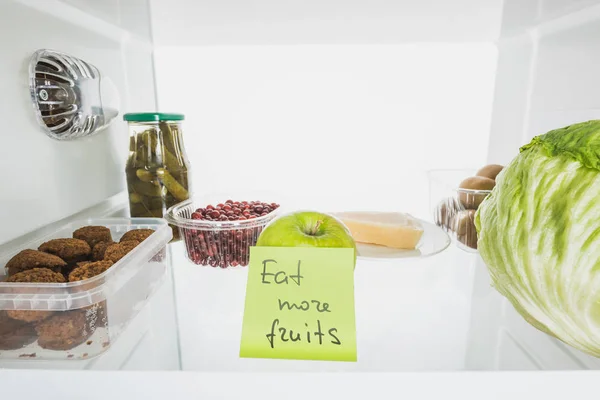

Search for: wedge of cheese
xmin=334 ymin=211 xmax=424 ymax=250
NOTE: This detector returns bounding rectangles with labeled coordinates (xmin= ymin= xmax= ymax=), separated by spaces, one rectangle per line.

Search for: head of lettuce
xmin=475 ymin=120 xmax=600 ymax=357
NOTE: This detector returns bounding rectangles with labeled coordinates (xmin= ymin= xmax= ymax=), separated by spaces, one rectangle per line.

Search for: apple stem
xmin=311 ymin=220 xmax=323 ymax=235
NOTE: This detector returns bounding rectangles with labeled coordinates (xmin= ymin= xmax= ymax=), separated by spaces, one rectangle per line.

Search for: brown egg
xmin=476 ymin=164 xmax=504 ymax=181
xmin=458 ymin=227 xmax=478 ymax=250
xmin=434 ymin=197 xmax=460 ymax=230
xmin=453 ymin=209 xmax=477 ymax=236
xmin=459 ymin=176 xmax=496 ymax=191
xmin=458 ymin=176 xmax=495 ymax=209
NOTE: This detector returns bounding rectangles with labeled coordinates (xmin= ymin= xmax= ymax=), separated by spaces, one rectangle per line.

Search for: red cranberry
xmin=188 ymin=199 xmax=280 ymax=268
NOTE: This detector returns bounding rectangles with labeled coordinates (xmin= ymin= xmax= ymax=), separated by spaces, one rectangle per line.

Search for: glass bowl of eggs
xmin=428 ymin=164 xmax=503 ymax=252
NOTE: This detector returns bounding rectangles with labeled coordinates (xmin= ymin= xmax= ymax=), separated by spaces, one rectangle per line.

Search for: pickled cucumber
xmin=129 ymin=203 xmax=163 ymax=218
xmin=131 ymin=181 xmax=164 ymax=197
xmin=126 ymin=120 xmax=190 ymax=242
xmin=139 ymin=209 xmax=164 ymax=218
xmin=156 ymin=168 xmax=189 ymax=201
xmin=165 ymin=193 xmax=178 ymax=208
xmin=159 ymin=121 xmax=178 ymax=155
xmin=141 ymin=129 xmax=158 ymax=152
xmin=129 ymin=192 xmax=144 ymax=204
xmin=136 ymin=169 xmax=159 ymax=185
xmin=139 ymin=126 xmax=184 ymax=173
xmin=129 ymin=202 xmax=147 ymax=216
xmin=131 ymin=141 xmax=155 ymax=168
xmin=170 ymin=169 xmax=189 ymax=188
xmin=145 ymin=196 xmax=166 ymax=210
xmin=162 ymin=148 xmax=183 ymax=173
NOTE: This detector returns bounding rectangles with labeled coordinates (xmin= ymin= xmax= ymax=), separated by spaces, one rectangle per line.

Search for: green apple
xmin=256 ymin=211 xmax=357 ymax=265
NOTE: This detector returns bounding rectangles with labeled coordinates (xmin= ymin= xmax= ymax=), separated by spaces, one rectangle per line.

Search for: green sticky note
xmin=239 ymin=246 xmax=357 ymax=362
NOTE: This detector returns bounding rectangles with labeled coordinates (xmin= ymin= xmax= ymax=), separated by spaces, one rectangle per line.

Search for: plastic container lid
xmin=123 ymin=113 xmax=184 ymax=122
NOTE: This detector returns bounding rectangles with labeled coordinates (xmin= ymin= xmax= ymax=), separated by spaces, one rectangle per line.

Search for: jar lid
xmin=123 ymin=113 xmax=185 ymax=122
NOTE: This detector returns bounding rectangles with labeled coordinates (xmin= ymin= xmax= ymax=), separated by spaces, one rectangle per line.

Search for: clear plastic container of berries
xmin=165 ymin=197 xmax=281 ymax=268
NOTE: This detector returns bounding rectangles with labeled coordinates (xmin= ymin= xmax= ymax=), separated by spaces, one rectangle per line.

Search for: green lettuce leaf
xmin=475 ymin=119 xmax=600 ymax=357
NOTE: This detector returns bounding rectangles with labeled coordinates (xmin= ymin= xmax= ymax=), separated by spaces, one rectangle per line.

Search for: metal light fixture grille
xmin=29 ymin=49 xmax=119 ymax=140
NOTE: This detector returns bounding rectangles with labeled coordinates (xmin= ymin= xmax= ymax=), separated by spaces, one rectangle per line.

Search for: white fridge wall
xmin=150 ymin=0 xmax=501 ymax=222
xmin=152 ymin=44 xmax=497 ymax=221
xmin=150 ymin=0 xmax=503 ymax=45
xmin=469 ymin=0 xmax=600 ymax=370
xmin=0 ymin=0 xmax=181 ymax=372
xmin=0 ymin=0 xmax=155 ymax=245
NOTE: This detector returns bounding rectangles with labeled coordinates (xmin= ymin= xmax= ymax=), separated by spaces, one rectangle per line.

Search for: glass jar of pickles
xmin=123 ymin=113 xmax=192 ymax=241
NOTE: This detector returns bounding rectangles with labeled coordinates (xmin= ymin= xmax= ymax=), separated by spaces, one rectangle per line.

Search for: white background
xmin=151 ymin=0 xmax=503 ymax=45
xmin=153 ymin=44 xmax=497 ymax=220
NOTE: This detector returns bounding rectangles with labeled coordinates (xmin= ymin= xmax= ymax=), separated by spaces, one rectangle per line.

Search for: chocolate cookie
xmin=0 ymin=311 xmax=37 ymax=350
xmin=91 ymin=241 xmax=114 ymax=261
xmin=119 ymin=229 xmax=154 ymax=243
xmin=68 ymin=261 xmax=113 ymax=282
xmin=103 ymin=241 xmax=140 ymax=263
xmin=38 ymin=238 xmax=91 ymax=265
xmin=6 ymin=268 xmax=66 ymax=283
xmin=5 ymin=268 xmax=66 ymax=323
xmin=35 ymin=310 xmax=96 ymax=351
xmin=5 ymin=249 xmax=67 ymax=276
xmin=73 ymin=226 xmax=113 ymax=249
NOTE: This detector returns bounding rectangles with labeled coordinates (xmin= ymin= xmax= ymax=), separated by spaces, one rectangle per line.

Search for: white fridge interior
xmin=1 ymin=0 xmax=599 ymax=372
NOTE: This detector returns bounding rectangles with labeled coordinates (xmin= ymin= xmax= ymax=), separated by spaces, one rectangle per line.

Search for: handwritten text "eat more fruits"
xmin=260 ymin=259 xmax=342 ymax=349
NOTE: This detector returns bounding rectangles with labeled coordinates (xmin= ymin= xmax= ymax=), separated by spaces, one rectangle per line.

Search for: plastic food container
xmin=123 ymin=113 xmax=192 ymax=242
xmin=165 ymin=198 xmax=280 ymax=269
xmin=428 ymin=169 xmax=492 ymax=253
xmin=0 ymin=218 xmax=172 ymax=360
